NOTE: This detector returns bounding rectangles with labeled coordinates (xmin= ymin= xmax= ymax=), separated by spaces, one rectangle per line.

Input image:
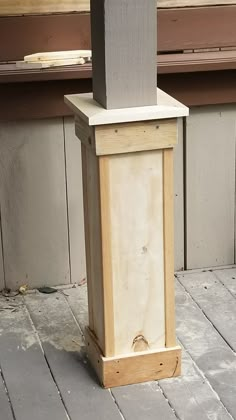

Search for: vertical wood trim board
xmin=99 ymin=157 xmax=115 ymax=357
xmin=174 ymin=119 xmax=184 ymax=271
xmin=64 ymin=117 xmax=86 ymax=285
xmin=186 ymin=106 xmax=235 ymax=269
xmin=107 ymin=151 xmax=165 ymax=355
xmin=163 ymin=148 xmax=176 ymax=348
xmin=0 ymin=119 xmax=70 ymax=290
xmin=81 ymin=145 xmax=94 ymax=331
xmin=81 ymin=146 xmax=106 ymax=352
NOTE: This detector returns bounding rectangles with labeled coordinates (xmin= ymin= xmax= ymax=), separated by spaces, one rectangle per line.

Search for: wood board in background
xmin=64 ymin=117 xmax=86 ymax=286
xmin=159 ymin=0 xmax=236 ymax=6
xmin=1 ymin=0 xmax=236 ymax=15
xmin=0 ymin=118 xmax=70 ymax=290
xmin=186 ymin=106 xmax=236 ymax=269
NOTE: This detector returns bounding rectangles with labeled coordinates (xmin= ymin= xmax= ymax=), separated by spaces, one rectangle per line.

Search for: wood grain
xmin=81 ymin=147 xmax=105 ymax=352
xmin=0 ymin=119 xmax=70 ymax=290
xmin=95 ymin=119 xmax=177 ymax=156
xmin=174 ymin=119 xmax=184 ymax=271
xmin=186 ymin=106 xmax=235 ymax=269
xmin=107 ymin=151 xmax=165 ymax=355
xmin=64 ymin=117 xmax=86 ymax=285
xmin=99 ymin=157 xmax=115 ymax=357
xmin=163 ymin=148 xmax=176 ymax=348
xmin=85 ymin=328 xmax=181 ymax=388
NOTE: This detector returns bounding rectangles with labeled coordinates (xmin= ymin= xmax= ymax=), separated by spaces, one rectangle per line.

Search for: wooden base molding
xmin=85 ymin=328 xmax=182 ymax=388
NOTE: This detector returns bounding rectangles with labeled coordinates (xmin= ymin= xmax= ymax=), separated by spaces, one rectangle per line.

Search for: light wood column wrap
xmin=163 ymin=148 xmax=176 ymax=348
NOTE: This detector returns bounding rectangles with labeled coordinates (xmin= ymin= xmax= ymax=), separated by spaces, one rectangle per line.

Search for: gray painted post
xmin=91 ymin=0 xmax=157 ymax=109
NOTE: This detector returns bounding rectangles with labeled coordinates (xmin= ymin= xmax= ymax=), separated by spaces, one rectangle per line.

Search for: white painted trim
xmin=65 ymin=88 xmax=189 ymax=126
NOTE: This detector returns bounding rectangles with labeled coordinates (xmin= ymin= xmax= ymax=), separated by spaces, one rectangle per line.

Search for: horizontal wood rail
xmin=2 ymin=6 xmax=236 ymax=120
xmin=1 ymin=6 xmax=236 ymax=61
xmin=1 ymin=69 xmax=236 ymax=121
xmin=1 ymin=50 xmax=236 ymax=84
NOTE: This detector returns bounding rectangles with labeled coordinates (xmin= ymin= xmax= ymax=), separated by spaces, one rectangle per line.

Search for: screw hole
xmin=116 ymin=371 xmax=120 ymax=374
xmin=160 ymin=363 xmax=163 ymax=366
xmin=156 ymin=126 xmax=160 ymax=130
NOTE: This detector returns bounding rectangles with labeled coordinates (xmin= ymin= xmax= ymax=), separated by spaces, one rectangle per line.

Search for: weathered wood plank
xmin=91 ymin=0 xmax=157 ymax=109
xmin=178 ymin=271 xmax=236 ymax=351
xmin=160 ymin=349 xmax=232 ymax=420
xmin=112 ymin=382 xmax=177 ymax=420
xmin=214 ymin=268 xmax=236 ymax=297
xmin=81 ymin=147 xmax=106 ymax=352
xmin=163 ymin=148 xmax=176 ymax=348
xmin=65 ymin=284 xmax=89 ymax=333
xmin=0 ymin=119 xmax=70 ymax=290
xmin=64 ymin=117 xmax=86 ymax=285
xmin=175 ymin=279 xmax=236 ymax=418
xmin=95 ymin=119 xmax=177 ymax=156
xmin=25 ymin=292 xmax=123 ymax=420
xmin=186 ymin=106 xmax=235 ymax=269
xmin=0 ymin=296 xmax=68 ymax=420
xmin=0 ymin=370 xmax=14 ymax=420
xmin=99 ymin=156 xmax=115 ymax=356
xmin=174 ymin=118 xmax=184 ymax=271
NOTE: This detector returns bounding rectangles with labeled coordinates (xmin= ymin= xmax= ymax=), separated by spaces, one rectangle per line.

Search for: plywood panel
xmin=64 ymin=117 xmax=86 ymax=285
xmin=186 ymin=106 xmax=235 ymax=269
xmin=0 ymin=119 xmax=70 ymax=290
xmin=107 ymin=151 xmax=165 ymax=355
xmin=174 ymin=118 xmax=184 ymax=271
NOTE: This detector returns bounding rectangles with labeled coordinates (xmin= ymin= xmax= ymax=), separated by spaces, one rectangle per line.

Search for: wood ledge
xmin=85 ymin=328 xmax=181 ymax=388
xmin=2 ymin=50 xmax=236 ymax=84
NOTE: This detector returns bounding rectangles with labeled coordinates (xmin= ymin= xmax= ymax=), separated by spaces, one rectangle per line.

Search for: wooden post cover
xmin=90 ymin=0 xmax=157 ymax=109
xmin=65 ymin=90 xmax=189 ymax=388
xmin=65 ymin=0 xmax=188 ymax=389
